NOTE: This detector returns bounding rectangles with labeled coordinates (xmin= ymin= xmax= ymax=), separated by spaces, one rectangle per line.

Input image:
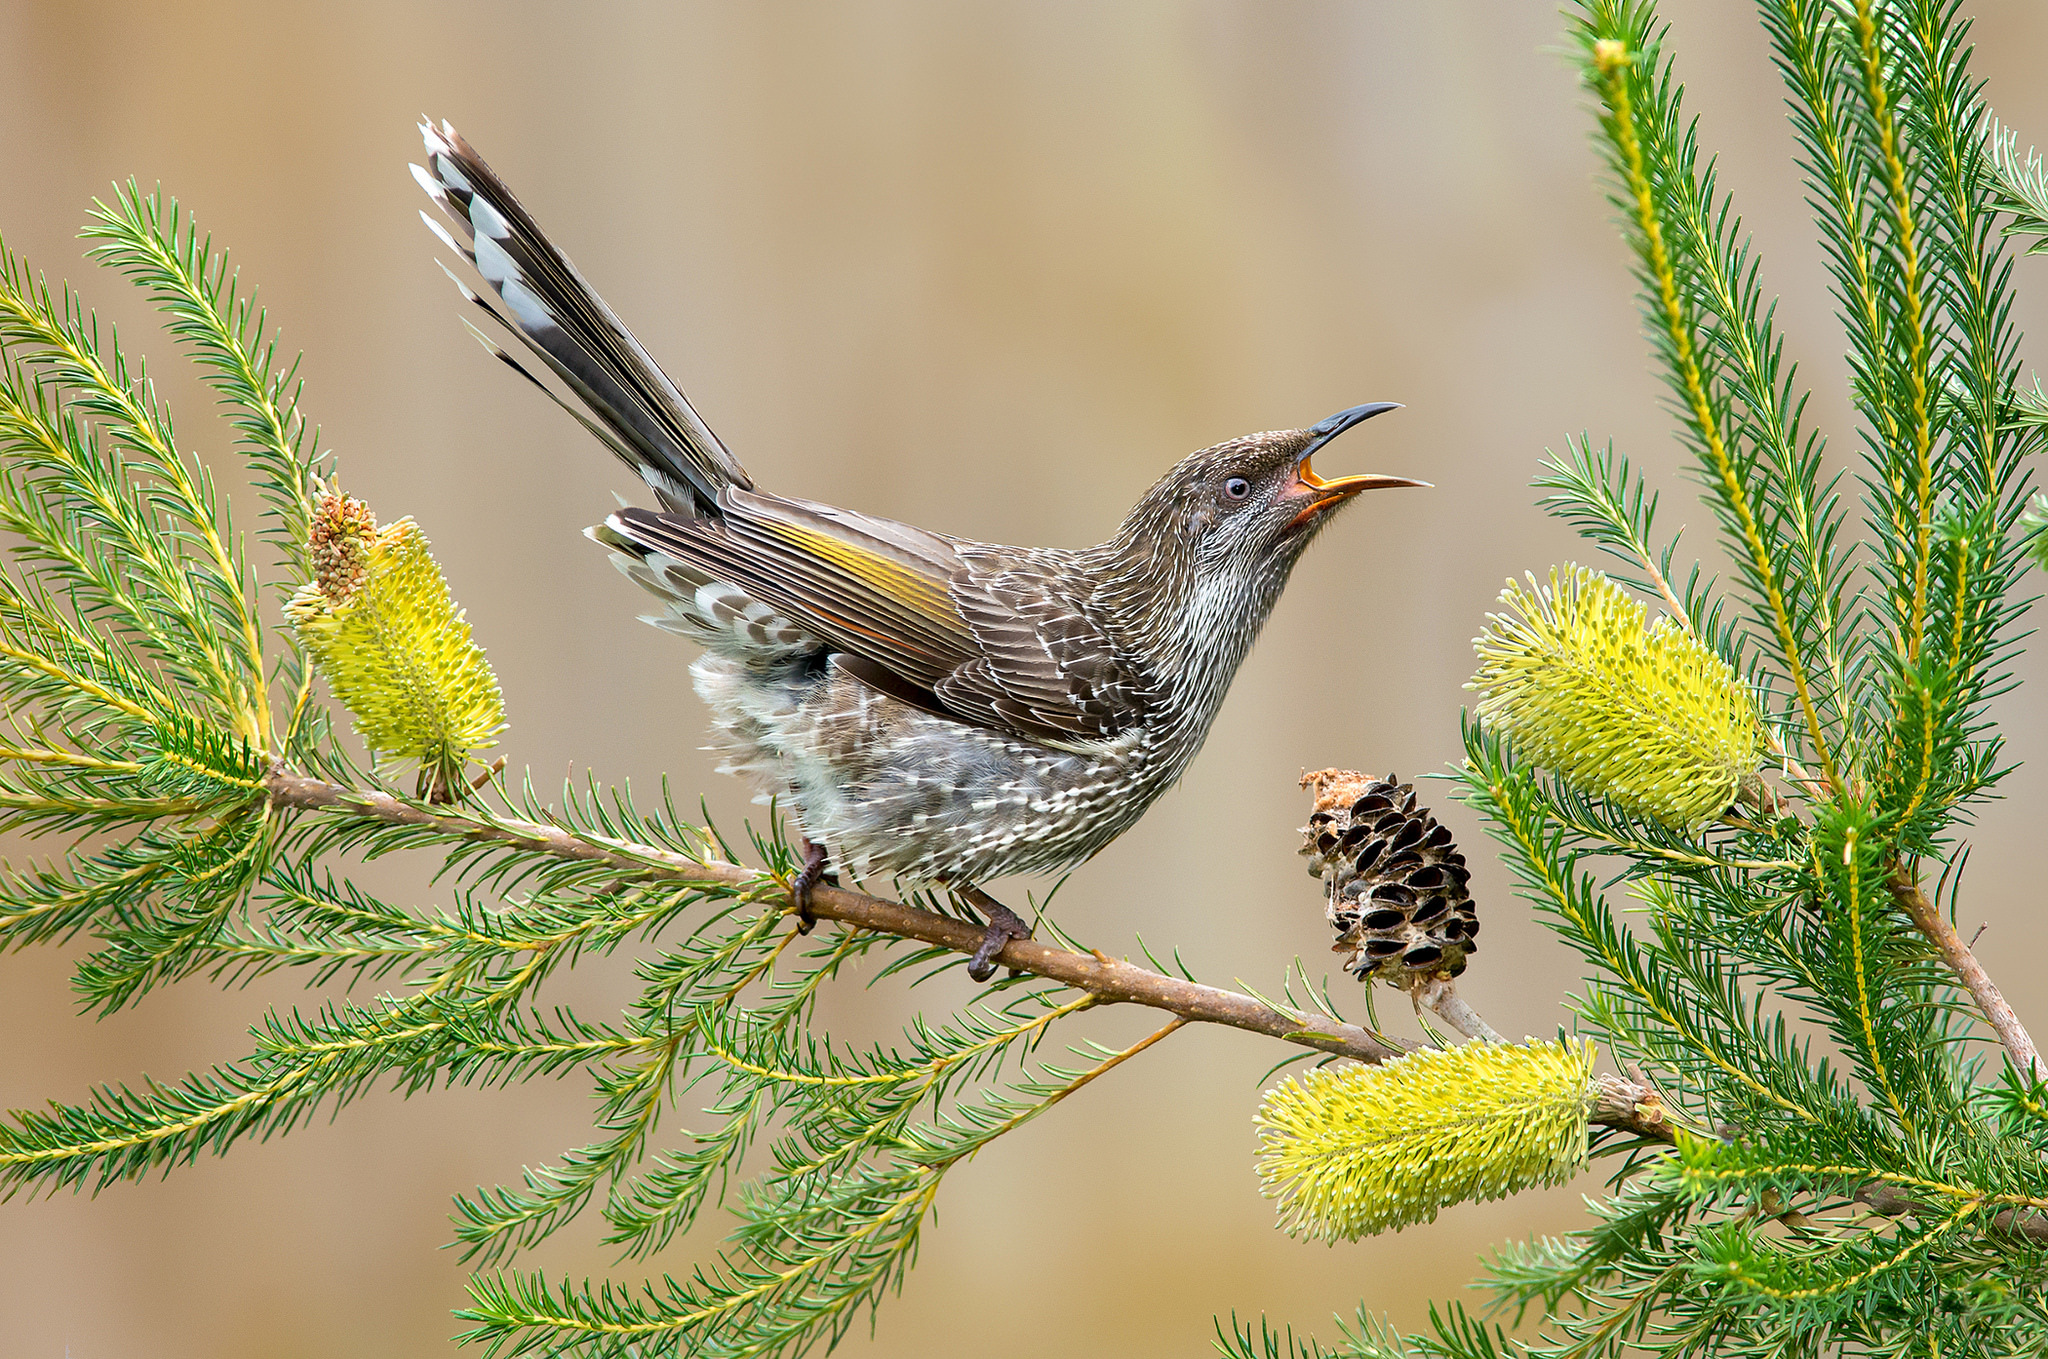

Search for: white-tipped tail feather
xmin=413 ymin=119 xmax=749 ymax=516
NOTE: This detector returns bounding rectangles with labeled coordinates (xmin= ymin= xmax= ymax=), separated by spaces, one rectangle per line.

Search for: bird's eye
xmin=1223 ymin=476 xmax=1251 ymax=501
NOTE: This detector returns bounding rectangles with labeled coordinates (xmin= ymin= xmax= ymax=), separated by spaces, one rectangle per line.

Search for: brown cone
xmin=1299 ymin=770 xmax=1479 ymax=982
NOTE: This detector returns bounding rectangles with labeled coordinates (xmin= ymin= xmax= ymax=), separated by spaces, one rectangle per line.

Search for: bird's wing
xmin=600 ymin=496 xmax=1151 ymax=746
xmin=605 ymin=493 xmax=978 ymax=693
xmin=937 ymin=547 xmax=1154 ymax=743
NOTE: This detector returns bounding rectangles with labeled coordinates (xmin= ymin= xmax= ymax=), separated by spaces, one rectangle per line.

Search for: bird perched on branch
xmin=413 ymin=120 xmax=1424 ymax=980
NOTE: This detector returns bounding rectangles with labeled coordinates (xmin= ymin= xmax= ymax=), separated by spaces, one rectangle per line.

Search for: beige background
xmin=3 ymin=3 xmax=2047 ymax=1356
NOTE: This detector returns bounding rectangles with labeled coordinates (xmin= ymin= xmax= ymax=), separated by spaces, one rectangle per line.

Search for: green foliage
xmin=1470 ymin=566 xmax=1762 ymax=828
xmin=2021 ymin=490 xmax=2048 ymax=569
xmin=1257 ymin=1040 xmax=1597 ymax=1241
xmin=1213 ymin=1305 xmax=1507 ymax=1359
xmin=7 ymin=3 xmax=2048 ymax=1356
xmin=80 ymin=184 xmax=323 ymax=576
xmin=0 ymin=183 xmax=1239 ymax=1357
xmin=1254 ymin=0 xmax=2048 ymax=1354
xmin=0 ymin=186 xmax=293 ymax=1007
xmin=1986 ymin=120 xmax=2048 ymax=256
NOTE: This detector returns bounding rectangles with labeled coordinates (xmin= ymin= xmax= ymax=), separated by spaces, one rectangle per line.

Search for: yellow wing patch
xmin=764 ymin=521 xmax=961 ymax=629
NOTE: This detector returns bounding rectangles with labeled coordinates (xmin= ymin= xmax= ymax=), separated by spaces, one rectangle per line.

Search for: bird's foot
xmin=790 ymin=838 xmax=833 ymax=934
xmin=958 ymin=886 xmax=1033 ymax=983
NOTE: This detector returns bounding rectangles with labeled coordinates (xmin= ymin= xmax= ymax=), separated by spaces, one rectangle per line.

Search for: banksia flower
xmin=1256 ymin=1038 xmax=1597 ymax=1240
xmin=1300 ymin=771 xmax=1478 ymax=982
xmin=1469 ymin=565 xmax=1761 ymax=828
xmin=288 ymin=491 xmax=505 ymax=800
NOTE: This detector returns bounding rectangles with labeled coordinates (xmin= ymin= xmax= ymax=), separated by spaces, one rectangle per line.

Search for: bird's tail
xmin=413 ymin=119 xmax=751 ymax=514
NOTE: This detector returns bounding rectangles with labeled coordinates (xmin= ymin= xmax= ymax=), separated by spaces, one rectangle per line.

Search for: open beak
xmin=1285 ymin=402 xmax=1428 ymax=529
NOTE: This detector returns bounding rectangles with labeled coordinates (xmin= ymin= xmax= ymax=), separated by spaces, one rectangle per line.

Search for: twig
xmin=1890 ymin=864 xmax=2041 ymax=1079
xmin=265 ymin=770 xmax=1680 ymax=1137
xmin=1411 ymin=975 xmax=1507 ymax=1044
xmin=942 ymin=1016 xmax=1189 ymax=1159
xmin=1757 ymin=730 xmax=1833 ymax=805
xmin=1590 ymin=1071 xmax=1677 ymax=1144
xmin=264 ymin=770 xmax=1408 ymax=1061
xmin=1856 ymin=1181 xmax=2048 ymax=1244
xmin=1408 ymin=978 xmax=1682 ymax=1146
xmin=467 ymin=756 xmax=508 ymax=793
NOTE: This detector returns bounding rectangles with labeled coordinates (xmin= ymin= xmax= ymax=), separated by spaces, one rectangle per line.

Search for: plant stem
xmin=263 ymin=770 xmax=1675 ymax=1137
xmin=1857 ymin=1180 xmax=2048 ymax=1244
xmin=1890 ymin=865 xmax=2041 ymax=1079
xmin=941 ymin=1016 xmax=1189 ymax=1161
xmin=1590 ymin=1072 xmax=1677 ymax=1145
xmin=1412 ymin=976 xmax=1507 ymax=1044
xmin=263 ymin=769 xmax=1408 ymax=1061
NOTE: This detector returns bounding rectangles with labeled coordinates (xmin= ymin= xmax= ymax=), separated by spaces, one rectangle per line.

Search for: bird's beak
xmin=1285 ymin=402 xmax=1427 ymax=528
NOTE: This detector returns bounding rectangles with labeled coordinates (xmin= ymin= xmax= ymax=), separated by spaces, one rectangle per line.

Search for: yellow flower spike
xmin=288 ymin=492 xmax=505 ymax=800
xmin=1256 ymin=1039 xmax=1598 ymax=1241
xmin=1469 ymin=565 xmax=1762 ymax=828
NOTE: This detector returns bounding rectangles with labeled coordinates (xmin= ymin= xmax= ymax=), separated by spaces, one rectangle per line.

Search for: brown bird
xmin=414 ymin=120 xmax=1425 ymax=979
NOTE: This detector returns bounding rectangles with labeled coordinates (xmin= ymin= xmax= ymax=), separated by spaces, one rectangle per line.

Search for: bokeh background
xmin=3 ymin=3 xmax=2047 ymax=1355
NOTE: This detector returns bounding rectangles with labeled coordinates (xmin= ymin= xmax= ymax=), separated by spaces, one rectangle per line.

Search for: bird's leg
xmin=790 ymin=837 xmax=834 ymax=933
xmin=957 ymin=884 xmax=1033 ymax=983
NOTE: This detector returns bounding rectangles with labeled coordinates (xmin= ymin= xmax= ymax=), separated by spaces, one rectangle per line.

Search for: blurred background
xmin=3 ymin=2 xmax=2047 ymax=1355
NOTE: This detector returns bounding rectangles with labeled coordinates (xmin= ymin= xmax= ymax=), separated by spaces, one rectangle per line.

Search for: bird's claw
xmin=961 ymin=889 xmax=1033 ymax=983
xmin=790 ymin=839 xmax=832 ymax=934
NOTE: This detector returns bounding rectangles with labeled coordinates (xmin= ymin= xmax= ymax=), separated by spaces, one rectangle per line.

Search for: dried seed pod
xmin=1299 ymin=770 xmax=1478 ymax=983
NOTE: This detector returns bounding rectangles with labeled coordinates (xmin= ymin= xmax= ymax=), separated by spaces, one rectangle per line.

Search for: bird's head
xmin=1112 ymin=403 xmax=1422 ymax=613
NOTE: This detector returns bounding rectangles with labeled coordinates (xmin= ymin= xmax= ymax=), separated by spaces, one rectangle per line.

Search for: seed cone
xmin=1300 ymin=770 xmax=1478 ymax=982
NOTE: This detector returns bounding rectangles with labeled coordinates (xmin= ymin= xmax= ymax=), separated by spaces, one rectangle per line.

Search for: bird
xmin=412 ymin=119 xmax=1425 ymax=980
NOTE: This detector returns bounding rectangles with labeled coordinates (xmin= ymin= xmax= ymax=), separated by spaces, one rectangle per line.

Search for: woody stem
xmin=1891 ymin=864 xmax=2041 ymax=1079
xmin=264 ymin=768 xmax=1407 ymax=1061
xmin=262 ymin=768 xmax=1670 ymax=1139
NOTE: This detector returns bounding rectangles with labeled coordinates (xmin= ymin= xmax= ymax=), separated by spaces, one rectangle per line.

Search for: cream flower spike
xmin=287 ymin=491 xmax=505 ymax=801
xmin=1469 ymin=565 xmax=1762 ymax=829
xmin=1257 ymin=1039 xmax=1600 ymax=1240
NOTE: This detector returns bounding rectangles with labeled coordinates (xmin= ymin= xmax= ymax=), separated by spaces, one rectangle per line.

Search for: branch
xmin=264 ymin=770 xmax=1681 ymax=1139
xmin=263 ymin=770 xmax=1412 ymax=1061
xmin=1856 ymin=1181 xmax=2048 ymax=1245
xmin=1590 ymin=1071 xmax=1677 ymax=1145
xmin=1890 ymin=864 xmax=2041 ymax=1079
xmin=1412 ymin=976 xmax=1508 ymax=1045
